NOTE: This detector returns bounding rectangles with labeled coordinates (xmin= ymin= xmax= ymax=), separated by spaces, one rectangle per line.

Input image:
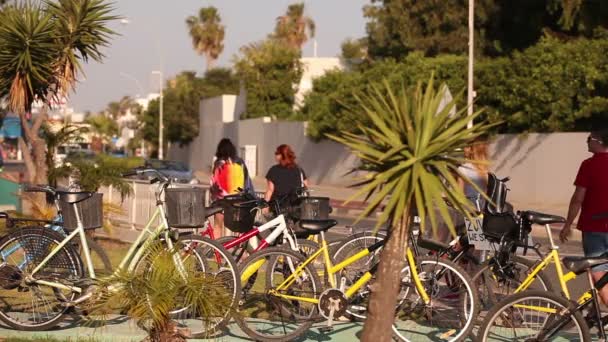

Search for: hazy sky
xmin=70 ymin=0 xmax=368 ymax=113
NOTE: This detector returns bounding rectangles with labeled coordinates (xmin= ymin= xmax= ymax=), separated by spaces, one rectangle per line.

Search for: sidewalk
xmin=0 ymin=318 xmax=364 ymax=342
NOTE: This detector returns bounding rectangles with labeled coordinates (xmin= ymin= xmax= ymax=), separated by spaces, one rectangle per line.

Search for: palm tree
xmin=41 ymin=122 xmax=88 ymax=186
xmin=0 ymin=0 xmax=117 ymax=190
xmin=186 ymin=6 xmax=225 ymax=71
xmin=272 ymin=2 xmax=315 ymax=51
xmin=329 ymin=76 xmax=494 ymax=341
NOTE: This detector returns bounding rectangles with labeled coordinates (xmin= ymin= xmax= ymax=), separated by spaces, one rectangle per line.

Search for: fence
xmin=99 ymin=180 xmax=266 ymax=230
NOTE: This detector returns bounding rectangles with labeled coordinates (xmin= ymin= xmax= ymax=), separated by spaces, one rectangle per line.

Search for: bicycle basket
xmin=293 ymin=196 xmax=331 ymax=221
xmin=58 ymin=192 xmax=103 ymax=230
xmin=165 ymin=187 xmax=206 ymax=228
xmin=220 ymin=196 xmax=257 ymax=233
xmin=482 ymin=212 xmax=520 ymax=242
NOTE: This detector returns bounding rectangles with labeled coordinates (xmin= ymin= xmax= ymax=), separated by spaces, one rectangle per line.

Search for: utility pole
xmin=467 ymin=0 xmax=475 ymax=129
xmin=152 ymin=71 xmax=163 ymax=160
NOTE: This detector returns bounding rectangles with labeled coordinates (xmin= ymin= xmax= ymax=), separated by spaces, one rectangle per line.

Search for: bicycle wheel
xmin=172 ymin=235 xmax=241 ymax=338
xmin=236 ymin=246 xmax=321 ymax=342
xmin=393 ymin=256 xmax=479 ymax=342
xmin=266 ymin=238 xmax=322 ymax=287
xmin=477 ymin=290 xmax=589 ymax=342
xmin=331 ymin=231 xmax=387 ymax=282
xmin=215 ymin=235 xmax=251 ymax=264
xmin=472 ymin=255 xmax=553 ymax=315
xmin=0 ymin=226 xmax=84 ymax=330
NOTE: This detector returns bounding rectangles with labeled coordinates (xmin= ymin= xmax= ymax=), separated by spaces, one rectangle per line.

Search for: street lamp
xmin=151 ymin=70 xmax=164 ymax=160
xmin=467 ymin=0 xmax=475 ymax=129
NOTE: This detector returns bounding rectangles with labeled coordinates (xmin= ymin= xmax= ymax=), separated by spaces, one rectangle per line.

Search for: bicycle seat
xmin=298 ymin=219 xmax=337 ymax=234
xmin=205 ymin=206 xmax=223 ymax=218
xmin=57 ymin=191 xmax=94 ymax=204
xmin=521 ymin=211 xmax=565 ymax=225
xmin=417 ymin=236 xmax=450 ymax=252
xmin=563 ymin=253 xmax=608 ymax=274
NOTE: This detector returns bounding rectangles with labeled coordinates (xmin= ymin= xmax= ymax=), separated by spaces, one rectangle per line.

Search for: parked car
xmin=63 ymin=149 xmax=97 ymax=165
xmin=134 ymin=159 xmax=197 ymax=184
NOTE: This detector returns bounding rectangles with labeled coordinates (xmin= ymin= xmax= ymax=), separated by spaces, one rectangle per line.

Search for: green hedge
xmin=299 ymin=37 xmax=608 ymax=139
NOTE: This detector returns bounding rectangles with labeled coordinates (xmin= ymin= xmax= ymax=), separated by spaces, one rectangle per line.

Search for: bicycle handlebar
xmin=123 ymin=168 xmax=170 ymax=184
xmin=22 ymin=184 xmax=55 ymax=194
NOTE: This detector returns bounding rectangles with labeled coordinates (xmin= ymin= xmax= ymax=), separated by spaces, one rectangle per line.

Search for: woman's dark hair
xmin=591 ymin=129 xmax=608 ymax=146
xmin=216 ymin=138 xmax=237 ymax=160
xmin=275 ymin=144 xmax=297 ymax=168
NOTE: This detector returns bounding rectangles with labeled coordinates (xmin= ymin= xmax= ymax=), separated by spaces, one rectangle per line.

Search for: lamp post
xmin=151 ymin=70 xmax=163 ymax=160
xmin=467 ymin=0 xmax=475 ymax=129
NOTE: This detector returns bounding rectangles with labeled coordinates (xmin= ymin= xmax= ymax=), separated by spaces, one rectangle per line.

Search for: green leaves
xmin=0 ymin=0 xmax=118 ymax=113
xmin=329 ymin=75 xmax=493 ymax=237
xmin=186 ymin=6 xmax=225 ymax=70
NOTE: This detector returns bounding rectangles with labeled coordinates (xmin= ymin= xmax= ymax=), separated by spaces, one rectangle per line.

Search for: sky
xmin=70 ymin=0 xmax=369 ymax=113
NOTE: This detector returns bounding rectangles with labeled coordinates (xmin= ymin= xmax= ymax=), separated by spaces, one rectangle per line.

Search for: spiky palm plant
xmin=0 ymin=0 xmax=117 ymax=189
xmin=328 ymin=76 xmax=495 ymax=341
xmin=85 ymin=242 xmax=232 ymax=342
xmin=42 ymin=122 xmax=88 ymax=186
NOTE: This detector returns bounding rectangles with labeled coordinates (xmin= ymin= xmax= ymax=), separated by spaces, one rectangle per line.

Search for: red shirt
xmin=574 ymin=152 xmax=608 ymax=232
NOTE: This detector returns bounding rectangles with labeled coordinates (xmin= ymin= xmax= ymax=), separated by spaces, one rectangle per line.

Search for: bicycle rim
xmin=0 ymin=227 xmax=83 ymax=330
xmin=479 ymin=291 xmax=589 ymax=342
xmin=236 ymin=247 xmax=320 ymax=342
xmin=392 ymin=257 xmax=477 ymax=342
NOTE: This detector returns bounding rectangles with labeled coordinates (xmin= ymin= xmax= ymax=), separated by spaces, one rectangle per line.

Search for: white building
xmin=295 ymin=57 xmax=345 ymax=108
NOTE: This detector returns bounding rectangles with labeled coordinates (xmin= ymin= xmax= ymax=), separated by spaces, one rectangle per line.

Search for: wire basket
xmin=221 ymin=196 xmax=257 ymax=233
xmin=165 ymin=187 xmax=206 ymax=228
xmin=293 ymin=197 xmax=331 ymax=221
xmin=59 ymin=193 xmax=103 ymax=230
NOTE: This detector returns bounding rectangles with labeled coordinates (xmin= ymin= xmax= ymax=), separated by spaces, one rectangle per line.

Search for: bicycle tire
xmin=472 ymin=255 xmax=553 ymax=315
xmin=476 ymin=290 xmax=589 ymax=342
xmin=173 ymin=235 xmax=241 ymax=337
xmin=0 ymin=226 xmax=84 ymax=331
xmin=266 ymin=238 xmax=322 ymax=288
xmin=392 ymin=256 xmax=479 ymax=342
xmin=236 ymin=246 xmax=322 ymax=342
xmin=215 ymin=235 xmax=250 ymax=263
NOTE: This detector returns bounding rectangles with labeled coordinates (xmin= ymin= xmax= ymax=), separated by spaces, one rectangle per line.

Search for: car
xmin=137 ymin=159 xmax=197 ymax=184
xmin=63 ymin=149 xmax=97 ymax=165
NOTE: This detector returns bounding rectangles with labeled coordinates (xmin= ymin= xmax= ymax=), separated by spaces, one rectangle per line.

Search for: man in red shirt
xmin=560 ymin=129 xmax=608 ymax=303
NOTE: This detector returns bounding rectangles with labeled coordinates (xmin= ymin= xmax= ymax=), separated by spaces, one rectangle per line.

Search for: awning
xmin=0 ymin=117 xmax=21 ymax=139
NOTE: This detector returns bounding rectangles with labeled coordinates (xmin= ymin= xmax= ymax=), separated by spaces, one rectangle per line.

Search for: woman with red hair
xmin=264 ymin=144 xmax=309 ymax=202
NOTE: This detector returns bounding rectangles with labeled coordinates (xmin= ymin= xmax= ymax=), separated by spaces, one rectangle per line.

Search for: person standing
xmin=265 ymin=144 xmax=309 ymax=203
xmin=210 ymin=138 xmax=253 ymax=237
xmin=560 ymin=130 xmax=608 ymax=304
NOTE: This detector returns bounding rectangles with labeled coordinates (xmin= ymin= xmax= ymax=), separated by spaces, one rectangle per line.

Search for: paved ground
xmin=0 ymin=318 xmax=365 ymax=341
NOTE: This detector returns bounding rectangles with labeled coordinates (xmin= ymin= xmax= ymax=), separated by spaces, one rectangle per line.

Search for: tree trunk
xmin=205 ymin=52 xmax=215 ymax=71
xmin=361 ymin=208 xmax=411 ymax=342
xmin=18 ymin=110 xmax=48 ymax=209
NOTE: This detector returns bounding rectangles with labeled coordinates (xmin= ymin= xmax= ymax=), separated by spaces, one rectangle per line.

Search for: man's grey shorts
xmin=582 ymin=231 xmax=608 ymax=272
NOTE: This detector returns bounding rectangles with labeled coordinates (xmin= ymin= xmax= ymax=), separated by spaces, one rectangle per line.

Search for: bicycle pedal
xmin=318 ymin=326 xmax=334 ymax=333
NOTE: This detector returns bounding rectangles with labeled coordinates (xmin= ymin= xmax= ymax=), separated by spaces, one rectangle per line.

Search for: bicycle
xmin=476 ymin=251 xmax=608 ymax=341
xmin=0 ymin=168 xmax=239 ymax=337
xmin=206 ymin=190 xmax=321 ymax=265
xmin=236 ymin=219 xmax=479 ymax=342
xmin=0 ymin=184 xmax=112 ymax=276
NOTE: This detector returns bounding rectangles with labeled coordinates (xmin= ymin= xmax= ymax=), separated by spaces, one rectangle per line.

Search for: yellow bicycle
xmin=236 ymin=221 xmax=479 ymax=342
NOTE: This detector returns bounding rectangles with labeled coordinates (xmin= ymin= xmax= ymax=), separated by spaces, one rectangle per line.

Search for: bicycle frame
xmin=512 ymin=223 xmax=591 ymax=303
xmin=28 ymin=186 xmax=181 ymax=296
xmin=240 ymin=230 xmax=431 ymax=307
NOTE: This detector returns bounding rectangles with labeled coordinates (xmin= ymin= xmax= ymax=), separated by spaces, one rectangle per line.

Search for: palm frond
xmin=328 ymin=74 xmax=494 ymax=236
